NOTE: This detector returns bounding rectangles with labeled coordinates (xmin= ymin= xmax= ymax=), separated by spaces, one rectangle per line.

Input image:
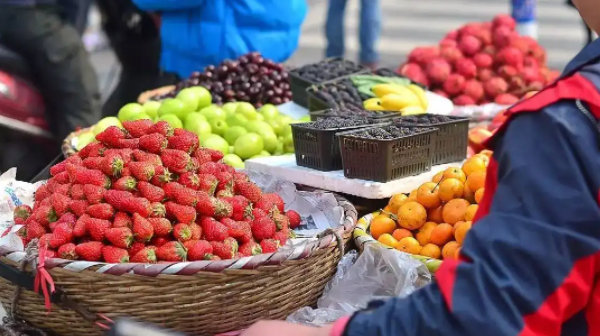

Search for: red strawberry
xmin=227 ymin=196 xmax=250 ymax=221
xmin=163 ymin=182 xmax=184 ymax=199
xmin=75 ymin=169 xmax=111 ymax=188
xmin=96 ymin=126 xmax=126 ymax=147
xmin=116 ymin=138 xmax=140 ymax=149
xmin=239 ymin=241 xmax=262 ymax=256
xmin=192 ymin=148 xmax=213 ymax=165
xmin=123 ymin=119 xmax=154 ymax=138
xmin=139 ymin=133 xmax=168 ymax=154
xmin=103 ymin=190 xmax=134 ymax=210
xmin=197 ymin=162 xmax=220 ymax=175
xmin=121 ymin=167 xmax=132 ymax=177
xmin=130 ymin=246 xmax=157 ymax=263
xmin=271 ymin=212 xmax=289 ymax=232
xmin=49 ymin=222 xmax=73 ymax=248
xmin=113 ymin=176 xmax=137 ymax=192
xmin=132 ymin=150 xmax=162 ymax=165
xmin=34 ymin=184 xmax=51 ymax=202
xmin=105 ymin=227 xmax=133 ymax=248
xmin=173 ymin=188 xmax=198 ymax=207
xmin=165 ymin=202 xmax=196 ymax=223
xmin=148 ymin=120 xmax=174 ymax=137
xmin=150 ymin=236 xmax=169 ymax=247
xmin=156 ymin=241 xmax=187 ymax=262
xmin=26 ymin=221 xmax=46 ymax=240
xmin=196 ymin=196 xmax=232 ymax=218
xmin=189 ymin=223 xmax=202 ymax=240
xmin=260 ymin=239 xmax=280 ymax=253
xmin=148 ymin=218 xmax=172 ymax=236
xmin=53 ymin=184 xmax=71 ymax=196
xmin=252 ymin=217 xmax=276 ymax=240
xmin=251 ymin=208 xmax=268 ymax=221
xmin=285 ymin=210 xmax=301 ymax=229
xmin=173 ymin=223 xmax=192 ymax=242
xmin=205 ymin=148 xmax=224 ymax=162
xmin=201 ymin=218 xmax=229 ymax=242
xmin=58 ymin=243 xmax=78 ymax=260
xmin=113 ymin=212 xmax=132 ymax=228
xmin=14 ymin=205 xmax=32 ymax=221
xmin=151 ymin=166 xmax=172 ymax=187
xmin=128 ymin=161 xmax=155 ymax=182
xmin=221 ymin=218 xmax=248 ymax=241
xmin=75 ymin=241 xmax=104 ymax=261
xmin=233 ymin=172 xmax=250 ymax=184
xmin=178 ymin=172 xmax=200 ymax=190
xmin=34 ymin=206 xmax=57 ymax=227
xmin=122 ymin=197 xmax=152 ymax=217
xmin=197 ymin=174 xmax=218 ymax=195
xmin=234 ymin=181 xmax=262 ymax=203
xmin=57 ymin=213 xmax=77 ymax=225
xmin=187 ymin=240 xmax=214 ymax=261
xmin=38 ymin=233 xmax=52 ymax=248
xmin=128 ymin=242 xmax=146 ymax=257
xmin=260 ymin=193 xmax=285 ymax=213
xmin=136 ymin=181 xmax=164 ymax=203
xmin=102 ymin=246 xmax=130 ymax=263
xmin=53 ymin=171 xmax=70 ymax=184
xmin=73 ymin=214 xmax=89 ymax=237
xmin=161 ymin=149 xmax=193 ymax=174
xmin=150 ymin=202 xmax=166 ymax=218
xmin=69 ymin=184 xmax=85 ymax=200
xmin=69 ymin=200 xmax=88 ymax=217
xmin=50 ymin=161 xmax=67 ymax=176
xmin=100 ymin=153 xmax=124 ymax=177
xmin=132 ymin=213 xmax=154 ymax=242
xmin=273 ymin=231 xmax=288 ymax=246
xmin=87 ymin=218 xmax=111 ymax=241
xmin=214 ymin=172 xmax=234 ymax=192
xmin=86 ymin=203 xmax=115 ymax=220
xmin=210 ymin=238 xmax=238 ymax=260
xmin=107 ymin=148 xmax=134 ymax=164
xmin=168 ymin=131 xmax=199 ymax=153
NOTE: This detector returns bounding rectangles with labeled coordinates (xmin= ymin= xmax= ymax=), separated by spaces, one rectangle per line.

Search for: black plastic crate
xmin=338 ymin=126 xmax=437 ymax=182
xmin=290 ymin=58 xmax=369 ymax=108
xmin=393 ymin=115 xmax=469 ymax=165
xmin=291 ymin=120 xmax=388 ymax=171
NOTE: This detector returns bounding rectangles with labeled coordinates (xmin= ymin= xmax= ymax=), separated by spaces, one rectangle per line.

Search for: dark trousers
xmin=0 ymin=5 xmax=102 ymax=140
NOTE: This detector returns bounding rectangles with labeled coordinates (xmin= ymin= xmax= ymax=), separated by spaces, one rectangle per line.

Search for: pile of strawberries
xmin=397 ymin=14 xmax=560 ymax=106
xmin=12 ymin=120 xmax=301 ymax=263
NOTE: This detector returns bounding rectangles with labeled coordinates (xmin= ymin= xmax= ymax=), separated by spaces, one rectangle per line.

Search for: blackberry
xmin=291 ymin=59 xmax=365 ymax=83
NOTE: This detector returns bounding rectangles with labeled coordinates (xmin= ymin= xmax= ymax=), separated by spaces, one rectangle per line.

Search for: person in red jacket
xmin=241 ymin=0 xmax=600 ymax=335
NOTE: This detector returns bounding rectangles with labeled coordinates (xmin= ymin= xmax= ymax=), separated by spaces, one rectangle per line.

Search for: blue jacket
xmin=132 ymin=0 xmax=307 ymax=79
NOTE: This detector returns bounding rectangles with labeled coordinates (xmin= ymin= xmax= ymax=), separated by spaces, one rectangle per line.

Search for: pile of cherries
xmin=155 ymin=52 xmax=292 ymax=107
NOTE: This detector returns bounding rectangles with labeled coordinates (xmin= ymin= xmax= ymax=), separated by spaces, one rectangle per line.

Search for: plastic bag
xmin=287 ymin=244 xmax=431 ymax=326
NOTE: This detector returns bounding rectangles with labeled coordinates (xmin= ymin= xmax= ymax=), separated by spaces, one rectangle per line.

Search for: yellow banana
xmin=371 ymin=84 xmax=415 ymax=99
xmin=400 ymin=105 xmax=426 ymax=116
xmin=380 ymin=93 xmax=421 ymax=111
xmin=363 ymin=98 xmax=384 ymax=111
xmin=406 ymin=84 xmax=429 ymax=111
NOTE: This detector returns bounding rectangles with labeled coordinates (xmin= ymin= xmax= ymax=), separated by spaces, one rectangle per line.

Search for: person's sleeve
xmin=341 ymin=101 xmax=600 ymax=336
xmin=132 ymin=0 xmax=206 ymax=11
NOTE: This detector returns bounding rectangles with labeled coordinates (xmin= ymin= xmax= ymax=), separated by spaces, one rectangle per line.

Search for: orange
xmin=407 ymin=190 xmax=418 ymax=202
xmin=442 ymin=167 xmax=466 ymax=183
xmin=442 ymin=241 xmax=460 ymax=259
xmin=462 ymin=156 xmax=486 ymax=176
xmin=475 ymin=153 xmax=490 ymax=165
xmin=442 ymin=199 xmax=470 ymax=225
xmin=432 ymin=171 xmax=444 ymax=183
xmin=463 ymin=185 xmax=476 ymax=203
xmin=453 ymin=221 xmax=465 ymax=234
xmin=466 ymin=171 xmax=486 ymax=192
xmin=479 ymin=149 xmax=493 ymax=158
xmin=454 ymin=221 xmax=472 ymax=245
xmin=430 ymin=223 xmax=454 ymax=246
xmin=416 ymin=182 xmax=442 ymax=209
xmin=420 ymin=221 xmax=438 ymax=232
xmin=465 ymin=204 xmax=478 ymax=221
xmin=383 ymin=205 xmax=393 ymax=213
xmin=370 ymin=215 xmax=398 ymax=240
xmin=377 ymin=233 xmax=399 ymax=248
xmin=420 ymin=244 xmax=442 ymax=259
xmin=427 ymin=205 xmax=444 ymax=223
xmin=395 ymin=237 xmax=422 ymax=255
xmin=454 ymin=247 xmax=462 ymax=259
xmin=438 ymin=178 xmax=464 ymax=202
xmin=392 ymin=228 xmax=413 ymax=241
xmin=474 ymin=188 xmax=485 ymax=204
xmin=397 ymin=201 xmax=427 ymax=230
xmin=388 ymin=194 xmax=408 ymax=214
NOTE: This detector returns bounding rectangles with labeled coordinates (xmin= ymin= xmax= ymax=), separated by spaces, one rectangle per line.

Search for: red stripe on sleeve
xmin=586 ymin=280 xmax=600 ymax=336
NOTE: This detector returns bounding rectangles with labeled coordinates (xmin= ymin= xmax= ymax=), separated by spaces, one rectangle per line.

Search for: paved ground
xmin=91 ymin=0 xmax=587 ymax=100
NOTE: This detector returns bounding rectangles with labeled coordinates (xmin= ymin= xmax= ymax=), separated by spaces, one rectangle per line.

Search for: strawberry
xmin=69 ymin=199 xmax=88 ymax=217
xmin=105 ymin=227 xmax=133 ymax=248
xmin=165 ymin=202 xmax=196 ymax=223
xmin=130 ymin=247 xmax=157 ymax=263
xmin=150 ymin=236 xmax=169 ymax=247
xmin=87 ymin=218 xmax=111 ymax=241
xmin=116 ymin=138 xmax=140 ymax=149
xmin=53 ymin=171 xmax=70 ymax=184
xmin=210 ymin=238 xmax=238 ymax=260
xmin=233 ymin=171 xmax=250 ymax=184
xmin=132 ymin=150 xmax=162 ymax=165
xmin=173 ymin=223 xmax=192 ymax=242
xmin=128 ymin=242 xmax=146 ymax=257
xmin=161 ymin=149 xmax=194 ymax=174
xmin=216 ymin=189 xmax=234 ymax=198
xmin=256 ymin=193 xmax=284 ymax=213
xmin=192 ymin=148 xmax=213 ymax=165
xmin=156 ymin=241 xmax=187 ymax=262
xmin=148 ymin=218 xmax=172 ymax=236
xmin=178 ymin=172 xmax=200 ymax=190
xmin=128 ymin=161 xmax=155 ymax=182
xmin=100 ymin=153 xmax=124 ymax=177
xmin=227 ymin=196 xmax=250 ymax=221
xmin=197 ymin=174 xmax=218 ymax=195
xmin=58 ymin=243 xmax=78 ymax=260
xmin=34 ymin=184 xmax=51 ymax=202
xmin=73 ymin=214 xmax=89 ymax=237
xmin=75 ymin=169 xmax=111 ymax=189
xmin=196 ymin=196 xmax=232 ymax=218
xmin=113 ymin=176 xmax=137 ymax=192
xmin=13 ymin=205 xmax=32 ymax=221
xmin=75 ymin=241 xmax=104 ymax=261
xmin=122 ymin=197 xmax=152 ymax=217
xmin=189 ymin=223 xmax=202 ymax=240
xmin=273 ymin=231 xmax=288 ymax=247
xmin=38 ymin=233 xmax=52 ymax=248
xmin=251 ymin=208 xmax=267 ymax=221
xmin=173 ymin=188 xmax=198 ymax=207
xmin=121 ymin=167 xmax=131 ymax=177
xmin=271 ymin=212 xmax=289 ymax=232
xmin=260 ymin=239 xmax=280 ymax=253
xmin=49 ymin=222 xmax=74 ymax=248
xmin=234 ymin=181 xmax=262 ymax=203
xmin=113 ymin=212 xmax=132 ymax=229
xmin=201 ymin=218 xmax=229 ymax=242
xmin=218 ymin=163 xmax=235 ymax=174
xmin=50 ymin=161 xmax=67 ymax=176
xmin=187 ymin=240 xmax=213 ymax=261
xmin=69 ymin=184 xmax=85 ymax=200
xmin=103 ymin=190 xmax=133 ymax=210
xmin=123 ymin=119 xmax=154 ymax=138
xmin=151 ymin=166 xmax=172 ymax=187
xmin=221 ymin=218 xmax=245 ymax=239
xmin=286 ymin=210 xmax=301 ymax=229
xmin=34 ymin=206 xmax=57 ymax=227
xmin=205 ymin=148 xmax=224 ymax=162
xmin=96 ymin=126 xmax=126 ymax=147
xmin=26 ymin=221 xmax=46 ymax=240
xmin=57 ymin=213 xmax=77 ymax=225
xmin=214 ymin=172 xmax=234 ymax=192
xmin=102 ymin=246 xmax=130 ymax=263
xmin=239 ymin=241 xmax=262 ymax=256
xmin=197 ymin=162 xmax=220 ymax=175
xmin=132 ymin=213 xmax=153 ymax=242
xmin=148 ymin=120 xmax=174 ymax=137
xmin=150 ymin=202 xmax=166 ymax=218
xmin=139 ymin=133 xmax=168 ymax=154
xmin=138 ymin=181 xmax=165 ymax=203
xmin=251 ymin=217 xmax=276 ymax=240
xmin=86 ymin=203 xmax=114 ymax=220
xmin=53 ymin=184 xmax=71 ymax=196
xmin=168 ymin=131 xmax=199 ymax=153
xmin=160 ymin=181 xmax=184 ymax=198
xmin=104 ymin=148 xmax=133 ymax=165
xmin=79 ymin=142 xmax=105 ymax=158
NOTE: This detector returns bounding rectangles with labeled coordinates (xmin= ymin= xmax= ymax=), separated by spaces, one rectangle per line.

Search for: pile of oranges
xmin=371 ymin=150 xmax=492 ymax=260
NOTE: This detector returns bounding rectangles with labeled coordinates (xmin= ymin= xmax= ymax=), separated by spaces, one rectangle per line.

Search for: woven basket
xmin=61 ymin=127 xmax=93 ymax=158
xmin=353 ymin=211 xmax=442 ymax=273
xmin=137 ymin=85 xmax=175 ymax=104
xmin=0 ymin=194 xmax=357 ymax=336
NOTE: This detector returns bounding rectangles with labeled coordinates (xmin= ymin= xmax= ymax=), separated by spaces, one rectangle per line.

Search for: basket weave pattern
xmin=0 ymin=196 xmax=357 ymax=336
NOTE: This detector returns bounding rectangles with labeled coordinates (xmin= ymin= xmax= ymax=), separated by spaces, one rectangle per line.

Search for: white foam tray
xmin=244 ymin=155 xmax=463 ymax=199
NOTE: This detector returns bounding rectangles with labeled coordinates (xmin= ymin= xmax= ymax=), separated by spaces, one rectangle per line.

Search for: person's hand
xmin=240 ymin=321 xmax=332 ymax=336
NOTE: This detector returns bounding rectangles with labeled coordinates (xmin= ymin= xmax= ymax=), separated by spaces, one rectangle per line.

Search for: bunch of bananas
xmin=363 ymin=84 xmax=428 ymax=115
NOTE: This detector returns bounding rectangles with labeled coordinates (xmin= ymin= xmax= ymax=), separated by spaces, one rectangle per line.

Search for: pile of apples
xmin=397 ymin=14 xmax=560 ymax=106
